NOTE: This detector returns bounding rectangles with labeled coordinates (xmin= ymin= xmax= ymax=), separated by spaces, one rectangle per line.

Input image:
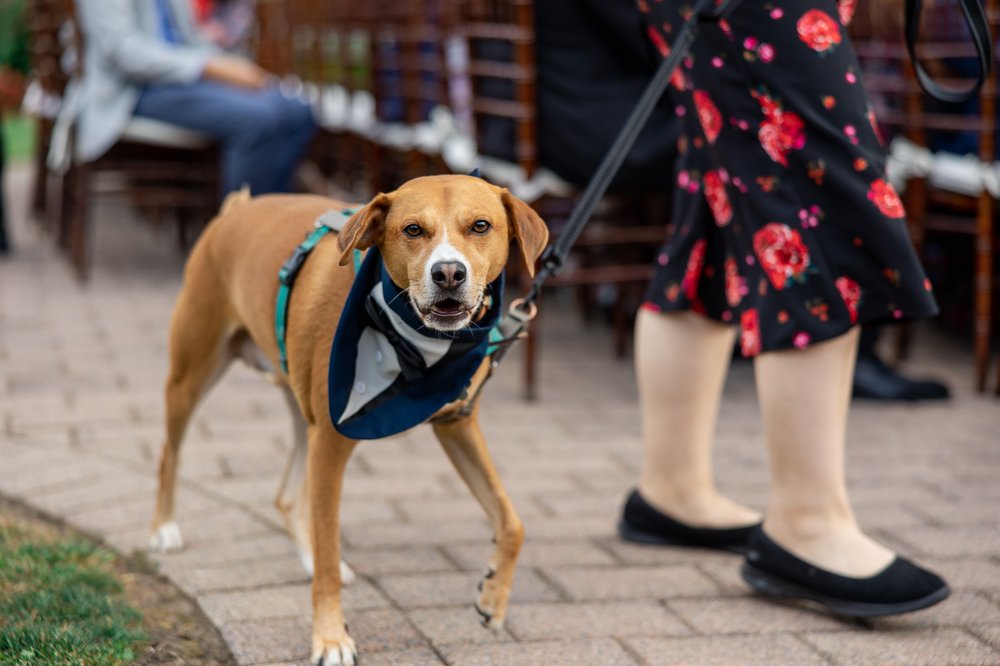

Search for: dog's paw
xmin=340 ymin=559 xmax=356 ymax=586
xmin=311 ymin=633 xmax=357 ymax=666
xmin=474 ymin=567 xmax=507 ymax=630
xmin=148 ymin=521 xmax=184 ymax=552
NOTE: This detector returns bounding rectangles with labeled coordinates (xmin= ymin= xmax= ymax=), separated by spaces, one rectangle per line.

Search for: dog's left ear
xmin=501 ymin=190 xmax=549 ymax=277
xmin=338 ymin=193 xmax=391 ymax=266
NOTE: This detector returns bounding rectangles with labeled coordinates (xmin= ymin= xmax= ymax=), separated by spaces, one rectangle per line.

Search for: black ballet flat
xmin=740 ymin=527 xmax=950 ymax=617
xmin=617 ymin=489 xmax=759 ymax=554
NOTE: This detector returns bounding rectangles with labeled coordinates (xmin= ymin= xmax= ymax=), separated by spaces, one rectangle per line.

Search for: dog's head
xmin=337 ymin=175 xmax=548 ymax=331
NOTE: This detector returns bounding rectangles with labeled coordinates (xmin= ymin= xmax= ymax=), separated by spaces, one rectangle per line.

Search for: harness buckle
xmin=279 ymin=248 xmax=309 ymax=286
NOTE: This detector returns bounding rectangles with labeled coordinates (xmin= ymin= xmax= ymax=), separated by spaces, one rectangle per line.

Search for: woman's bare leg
xmin=754 ymin=327 xmax=894 ymax=576
xmin=635 ymin=309 xmax=761 ymax=527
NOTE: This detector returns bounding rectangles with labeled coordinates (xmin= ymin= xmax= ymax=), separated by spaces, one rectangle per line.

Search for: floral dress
xmin=638 ymin=0 xmax=937 ymax=356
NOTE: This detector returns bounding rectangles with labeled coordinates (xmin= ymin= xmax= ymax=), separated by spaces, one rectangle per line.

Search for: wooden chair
xmin=854 ymin=0 xmax=1000 ymax=392
xmin=27 ymin=0 xmax=222 ymax=281
xmin=309 ymin=0 xmax=380 ymax=198
xmin=25 ymin=0 xmax=71 ymax=228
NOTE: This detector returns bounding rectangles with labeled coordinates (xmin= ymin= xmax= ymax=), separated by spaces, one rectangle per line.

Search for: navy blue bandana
xmin=328 ymin=249 xmax=504 ymax=440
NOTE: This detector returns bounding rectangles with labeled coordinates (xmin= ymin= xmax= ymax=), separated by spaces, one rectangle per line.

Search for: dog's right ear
xmin=338 ymin=193 xmax=391 ymax=266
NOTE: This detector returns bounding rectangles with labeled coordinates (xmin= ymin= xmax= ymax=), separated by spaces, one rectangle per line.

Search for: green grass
xmin=0 ymin=521 xmax=146 ymax=666
xmin=2 ymin=113 xmax=35 ymax=162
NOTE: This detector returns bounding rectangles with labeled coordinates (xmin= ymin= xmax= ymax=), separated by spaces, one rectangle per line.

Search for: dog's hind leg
xmin=275 ymin=387 xmax=354 ymax=584
xmin=432 ymin=409 xmax=524 ymax=630
xmin=150 ymin=280 xmax=234 ymax=552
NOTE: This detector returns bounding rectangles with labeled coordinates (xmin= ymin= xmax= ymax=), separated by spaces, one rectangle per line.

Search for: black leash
xmin=496 ymin=0 xmax=739 ymax=356
xmin=905 ymin=0 xmax=993 ymax=105
xmin=489 ymin=0 xmax=993 ymax=371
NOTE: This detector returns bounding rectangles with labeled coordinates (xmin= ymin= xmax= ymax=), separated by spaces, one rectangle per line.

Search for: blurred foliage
xmin=0 ymin=0 xmax=29 ymax=74
xmin=3 ymin=113 xmax=35 ymax=160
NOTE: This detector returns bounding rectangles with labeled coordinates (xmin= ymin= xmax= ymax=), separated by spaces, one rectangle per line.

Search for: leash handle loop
xmin=905 ymin=0 xmax=993 ymax=104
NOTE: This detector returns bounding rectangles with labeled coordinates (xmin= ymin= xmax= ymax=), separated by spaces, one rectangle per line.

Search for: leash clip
xmin=508 ymin=298 xmax=538 ymax=323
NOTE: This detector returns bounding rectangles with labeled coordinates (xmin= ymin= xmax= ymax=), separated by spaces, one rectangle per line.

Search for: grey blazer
xmin=72 ymin=0 xmax=217 ymax=161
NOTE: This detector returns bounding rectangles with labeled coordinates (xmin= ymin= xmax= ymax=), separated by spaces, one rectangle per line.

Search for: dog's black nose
xmin=431 ymin=261 xmax=467 ymax=289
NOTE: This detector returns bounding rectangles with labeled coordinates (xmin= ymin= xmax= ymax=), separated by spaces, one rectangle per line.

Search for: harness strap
xmin=276 ymin=209 xmax=360 ymax=373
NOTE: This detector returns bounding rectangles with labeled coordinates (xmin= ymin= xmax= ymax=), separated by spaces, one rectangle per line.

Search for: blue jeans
xmin=134 ymin=81 xmax=316 ymax=196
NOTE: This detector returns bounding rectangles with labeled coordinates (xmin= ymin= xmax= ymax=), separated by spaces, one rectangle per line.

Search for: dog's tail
xmin=219 ymin=185 xmax=252 ymax=216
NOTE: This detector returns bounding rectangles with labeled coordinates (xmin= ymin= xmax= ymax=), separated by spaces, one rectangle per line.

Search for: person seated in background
xmin=191 ymin=0 xmax=255 ymax=52
xmin=534 ymin=0 xmax=949 ymax=402
xmin=73 ymin=0 xmax=314 ymax=196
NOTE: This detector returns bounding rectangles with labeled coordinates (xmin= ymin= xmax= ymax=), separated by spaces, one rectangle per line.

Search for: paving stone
xmin=917 ymin=559 xmax=1000 ymax=592
xmin=887 ymin=525 xmax=1000 ymax=559
xmin=377 ymin=568 xmax=561 ymax=608
xmin=968 ymin=624 xmax=1000 ymax=651
xmin=407 ymin=607 xmax=514 ymax=645
xmin=625 ymin=634 xmax=828 ymax=665
xmin=166 ymin=557 xmax=310 ymax=595
xmin=347 ymin=608 xmax=428 ymax=654
xmin=802 ymin=627 xmax=1000 ymax=665
xmin=873 ymin=592 xmax=1000 ymax=630
xmin=220 ymin=617 xmax=310 ymax=664
xmin=343 ymin=546 xmax=457 ymax=575
xmin=542 ymin=564 xmax=721 ymax=600
xmin=109 ymin=506 xmax=278 ymax=552
xmin=668 ymin=597 xmax=851 ymax=634
xmin=599 ymin=538 xmax=741 ymax=567
xmin=440 ymin=638 xmax=637 ymax=665
xmin=147 ymin=532 xmax=299 ymax=568
xmin=200 ymin=579 xmax=389 ymax=625
xmin=354 ymin=648 xmax=444 ymax=666
xmin=505 ymin=601 xmax=689 ymax=640
xmin=26 ymin=474 xmax=156 ymax=516
xmin=343 ymin=521 xmax=493 ymax=549
xmin=446 ymin=540 xmax=617 ymax=570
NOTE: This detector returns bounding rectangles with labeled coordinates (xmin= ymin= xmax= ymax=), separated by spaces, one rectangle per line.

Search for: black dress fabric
xmin=535 ymin=0 xmax=679 ymax=190
xmin=637 ymin=0 xmax=938 ymax=355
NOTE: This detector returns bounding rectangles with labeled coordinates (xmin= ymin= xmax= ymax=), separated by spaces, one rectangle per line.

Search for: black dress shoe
xmin=618 ymin=490 xmax=759 ymax=554
xmin=852 ymin=355 xmax=950 ymax=402
xmin=741 ymin=527 xmax=950 ymax=617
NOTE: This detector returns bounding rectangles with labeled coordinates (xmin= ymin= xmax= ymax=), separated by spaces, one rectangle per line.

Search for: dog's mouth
xmin=416 ymin=293 xmax=483 ymax=331
xmin=431 ymin=298 xmax=467 ymax=318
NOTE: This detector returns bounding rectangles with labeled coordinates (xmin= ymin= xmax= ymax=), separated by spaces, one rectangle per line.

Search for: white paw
xmin=340 ymin=560 xmax=356 ymax=586
xmin=296 ymin=551 xmax=354 ymax=587
xmin=312 ymin=636 xmax=358 ymax=666
xmin=298 ymin=549 xmax=315 ymax=577
xmin=148 ymin=521 xmax=184 ymax=552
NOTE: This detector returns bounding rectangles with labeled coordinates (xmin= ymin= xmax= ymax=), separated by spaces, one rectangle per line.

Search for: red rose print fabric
xmin=753 ymin=223 xmax=811 ymax=289
xmin=835 ymin=276 xmax=861 ymax=323
xmin=637 ymin=0 xmax=938 ymax=356
xmin=703 ymin=170 xmax=732 ymax=225
xmin=867 ymin=179 xmax=905 ymax=218
xmin=797 ymin=9 xmax=842 ymax=52
xmin=755 ymin=92 xmax=806 ymax=166
xmin=693 ymin=91 xmax=722 ymax=144
xmin=837 ymin=0 xmax=856 ymax=25
xmin=740 ymin=309 xmax=762 ymax=356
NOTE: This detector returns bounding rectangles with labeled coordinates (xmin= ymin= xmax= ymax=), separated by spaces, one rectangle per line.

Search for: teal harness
xmin=275 ymin=208 xmax=361 ymax=373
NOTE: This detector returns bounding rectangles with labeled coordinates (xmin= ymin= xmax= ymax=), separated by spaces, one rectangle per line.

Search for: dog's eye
xmin=471 ymin=219 xmax=491 ymax=234
xmin=403 ymin=224 xmax=423 ymax=238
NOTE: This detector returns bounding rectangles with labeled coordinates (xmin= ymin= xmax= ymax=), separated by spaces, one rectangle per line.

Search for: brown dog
xmin=149 ymin=175 xmax=548 ymax=665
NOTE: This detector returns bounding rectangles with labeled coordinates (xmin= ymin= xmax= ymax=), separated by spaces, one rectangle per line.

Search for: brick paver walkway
xmin=2 ymin=164 xmax=1000 ymax=665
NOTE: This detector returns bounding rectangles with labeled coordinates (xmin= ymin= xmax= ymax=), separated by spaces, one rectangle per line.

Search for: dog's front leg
xmin=433 ymin=409 xmax=524 ymax=629
xmin=308 ymin=423 xmax=358 ymax=666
